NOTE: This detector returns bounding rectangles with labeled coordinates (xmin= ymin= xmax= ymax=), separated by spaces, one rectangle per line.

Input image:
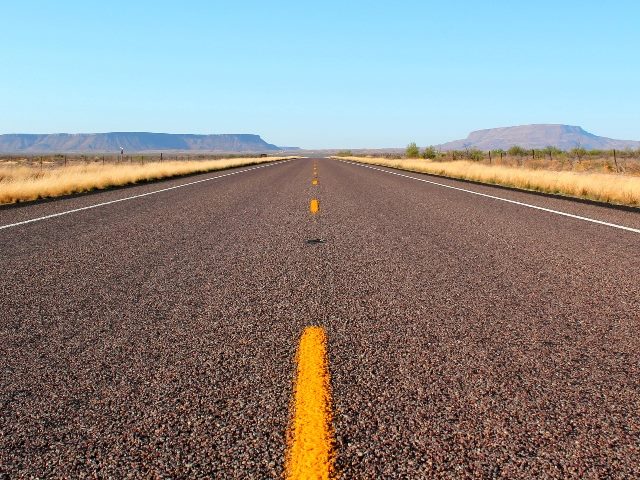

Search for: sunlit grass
xmin=0 ymin=157 xmax=296 ymax=204
xmin=334 ymin=156 xmax=640 ymax=207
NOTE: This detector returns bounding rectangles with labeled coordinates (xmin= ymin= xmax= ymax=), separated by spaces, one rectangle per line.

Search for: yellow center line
xmin=286 ymin=327 xmax=336 ymax=480
xmin=310 ymin=198 xmax=320 ymax=214
xmin=312 ymin=178 xmax=319 ymax=185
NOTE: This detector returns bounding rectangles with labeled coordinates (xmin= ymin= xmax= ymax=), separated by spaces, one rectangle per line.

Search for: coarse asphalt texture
xmin=1 ymin=158 xmax=639 ymax=478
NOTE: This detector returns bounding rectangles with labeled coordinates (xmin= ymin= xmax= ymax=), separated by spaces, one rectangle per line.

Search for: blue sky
xmin=1 ymin=1 xmax=638 ymax=148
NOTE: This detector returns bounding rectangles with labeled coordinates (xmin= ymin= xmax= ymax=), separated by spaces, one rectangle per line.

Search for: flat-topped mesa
xmin=0 ymin=132 xmax=298 ymax=153
xmin=438 ymin=124 xmax=640 ymax=151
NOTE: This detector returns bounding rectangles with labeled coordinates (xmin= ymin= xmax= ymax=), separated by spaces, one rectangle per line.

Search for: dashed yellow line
xmin=286 ymin=327 xmax=336 ymax=480
xmin=310 ymin=198 xmax=320 ymax=214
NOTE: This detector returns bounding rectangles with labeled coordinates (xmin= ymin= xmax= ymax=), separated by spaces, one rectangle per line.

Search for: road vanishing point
xmin=1 ymin=158 xmax=639 ymax=478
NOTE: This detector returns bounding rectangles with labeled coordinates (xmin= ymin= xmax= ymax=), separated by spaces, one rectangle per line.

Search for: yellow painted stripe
xmin=312 ymin=178 xmax=319 ymax=185
xmin=310 ymin=198 xmax=320 ymax=214
xmin=286 ymin=327 xmax=335 ymax=480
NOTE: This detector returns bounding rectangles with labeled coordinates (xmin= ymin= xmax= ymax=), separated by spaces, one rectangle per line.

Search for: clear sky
xmin=1 ymin=1 xmax=638 ymax=148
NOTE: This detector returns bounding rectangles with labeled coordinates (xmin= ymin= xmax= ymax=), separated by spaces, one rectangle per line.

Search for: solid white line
xmin=0 ymin=160 xmax=293 ymax=231
xmin=342 ymin=160 xmax=640 ymax=234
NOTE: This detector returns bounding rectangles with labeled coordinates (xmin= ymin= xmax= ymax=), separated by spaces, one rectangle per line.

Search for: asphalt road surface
xmin=1 ymin=158 xmax=639 ymax=478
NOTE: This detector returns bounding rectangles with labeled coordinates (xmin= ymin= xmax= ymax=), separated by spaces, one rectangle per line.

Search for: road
xmin=1 ymin=158 xmax=639 ymax=478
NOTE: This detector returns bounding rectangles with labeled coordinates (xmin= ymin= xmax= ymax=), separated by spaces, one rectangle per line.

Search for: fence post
xmin=160 ymin=152 xmax=163 ymax=162
xmin=613 ymin=149 xmax=618 ymax=172
xmin=488 ymin=150 xmax=492 ymax=164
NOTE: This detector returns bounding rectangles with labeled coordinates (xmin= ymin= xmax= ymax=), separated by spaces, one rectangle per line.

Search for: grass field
xmin=0 ymin=156 xmax=296 ymax=205
xmin=333 ymin=156 xmax=640 ymax=207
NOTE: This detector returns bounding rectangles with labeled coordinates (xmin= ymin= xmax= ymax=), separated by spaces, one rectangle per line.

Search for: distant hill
xmin=438 ymin=125 xmax=640 ymax=151
xmin=0 ymin=132 xmax=297 ymax=153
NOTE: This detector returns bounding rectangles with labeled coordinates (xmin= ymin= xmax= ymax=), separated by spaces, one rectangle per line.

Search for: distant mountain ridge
xmin=438 ymin=125 xmax=640 ymax=151
xmin=0 ymin=132 xmax=296 ymax=153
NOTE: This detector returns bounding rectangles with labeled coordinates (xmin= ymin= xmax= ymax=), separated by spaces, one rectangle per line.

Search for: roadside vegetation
xmin=0 ymin=156 xmax=295 ymax=205
xmin=333 ymin=144 xmax=640 ymax=207
xmin=335 ymin=150 xmax=353 ymax=157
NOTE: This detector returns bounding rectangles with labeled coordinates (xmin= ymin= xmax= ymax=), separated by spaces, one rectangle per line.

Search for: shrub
xmin=570 ymin=146 xmax=587 ymax=162
xmin=406 ymin=142 xmax=420 ymax=158
xmin=422 ymin=146 xmax=437 ymax=159
xmin=508 ymin=145 xmax=528 ymax=157
xmin=468 ymin=148 xmax=483 ymax=161
xmin=542 ymin=146 xmax=562 ymax=158
xmin=450 ymin=150 xmax=465 ymax=160
xmin=336 ymin=150 xmax=353 ymax=157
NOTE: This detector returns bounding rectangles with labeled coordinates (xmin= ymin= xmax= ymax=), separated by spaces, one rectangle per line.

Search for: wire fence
xmin=0 ymin=152 xmax=273 ymax=169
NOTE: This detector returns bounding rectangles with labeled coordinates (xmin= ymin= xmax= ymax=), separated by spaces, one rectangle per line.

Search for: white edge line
xmin=0 ymin=160 xmax=293 ymax=231
xmin=341 ymin=160 xmax=640 ymax=235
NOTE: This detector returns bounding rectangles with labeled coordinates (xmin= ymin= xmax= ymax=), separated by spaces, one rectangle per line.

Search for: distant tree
xmin=421 ymin=145 xmax=437 ymax=159
xmin=570 ymin=146 xmax=587 ymax=163
xmin=336 ymin=150 xmax=353 ymax=157
xmin=451 ymin=150 xmax=465 ymax=161
xmin=542 ymin=146 xmax=562 ymax=160
xmin=587 ymin=149 xmax=604 ymax=157
xmin=507 ymin=145 xmax=528 ymax=157
xmin=468 ymin=148 xmax=483 ymax=161
xmin=406 ymin=142 xmax=420 ymax=158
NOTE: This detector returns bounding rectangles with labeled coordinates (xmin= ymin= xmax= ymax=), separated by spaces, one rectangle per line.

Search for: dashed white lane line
xmin=342 ymin=160 xmax=640 ymax=235
xmin=0 ymin=160 xmax=294 ymax=231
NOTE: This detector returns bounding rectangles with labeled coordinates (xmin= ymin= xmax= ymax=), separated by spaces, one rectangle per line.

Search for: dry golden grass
xmin=0 ymin=157 xmax=296 ymax=205
xmin=333 ymin=156 xmax=640 ymax=207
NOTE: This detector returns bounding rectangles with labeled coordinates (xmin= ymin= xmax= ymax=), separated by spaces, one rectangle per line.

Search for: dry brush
xmin=0 ymin=157 xmax=296 ymax=205
xmin=333 ymin=156 xmax=640 ymax=207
